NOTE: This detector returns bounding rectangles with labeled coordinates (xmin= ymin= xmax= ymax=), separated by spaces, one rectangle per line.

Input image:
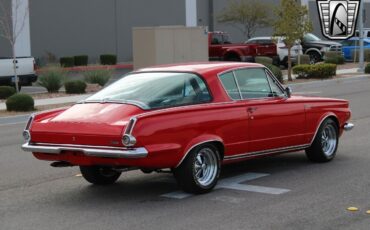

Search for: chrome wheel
xmin=193 ymin=148 xmax=218 ymax=187
xmin=321 ymin=125 xmax=337 ymax=157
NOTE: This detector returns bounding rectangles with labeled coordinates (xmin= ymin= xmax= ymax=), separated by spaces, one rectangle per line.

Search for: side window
xmin=234 ymin=68 xmax=271 ymax=99
xmin=184 ymin=76 xmax=211 ymax=102
xmin=367 ymin=31 xmax=370 ymax=37
xmin=211 ymin=34 xmax=222 ymax=44
xmin=219 ymin=72 xmax=241 ymax=100
xmin=266 ymin=70 xmax=285 ymax=97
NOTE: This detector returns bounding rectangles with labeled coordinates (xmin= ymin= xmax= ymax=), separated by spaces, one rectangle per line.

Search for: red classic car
xmin=22 ymin=62 xmax=353 ymax=194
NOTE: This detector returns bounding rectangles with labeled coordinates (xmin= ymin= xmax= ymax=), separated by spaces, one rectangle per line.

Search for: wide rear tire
xmin=305 ymin=118 xmax=339 ymax=162
xmin=80 ymin=166 xmax=121 ymax=185
xmin=173 ymin=144 xmax=221 ymax=194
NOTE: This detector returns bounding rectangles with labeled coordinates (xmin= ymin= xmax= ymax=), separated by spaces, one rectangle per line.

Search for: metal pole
xmin=358 ymin=0 xmax=364 ymax=72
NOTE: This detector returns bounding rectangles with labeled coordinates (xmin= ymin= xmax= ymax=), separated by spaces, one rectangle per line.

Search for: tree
xmin=272 ymin=0 xmax=312 ymax=81
xmin=0 ymin=0 xmax=29 ymax=92
xmin=217 ymin=0 xmax=271 ymax=40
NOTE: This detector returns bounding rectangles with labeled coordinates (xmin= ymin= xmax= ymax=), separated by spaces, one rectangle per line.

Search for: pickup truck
xmin=208 ymin=31 xmax=279 ymax=63
xmin=0 ymin=57 xmax=38 ymax=88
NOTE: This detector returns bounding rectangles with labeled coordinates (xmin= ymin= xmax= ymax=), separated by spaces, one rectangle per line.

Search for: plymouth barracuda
xmin=22 ymin=62 xmax=353 ymax=194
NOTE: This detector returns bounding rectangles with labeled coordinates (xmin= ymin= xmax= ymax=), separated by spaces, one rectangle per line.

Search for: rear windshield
xmin=85 ymin=72 xmax=212 ymax=110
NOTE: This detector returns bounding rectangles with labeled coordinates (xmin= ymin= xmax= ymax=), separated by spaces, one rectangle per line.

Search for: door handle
xmin=247 ymin=107 xmax=257 ymax=113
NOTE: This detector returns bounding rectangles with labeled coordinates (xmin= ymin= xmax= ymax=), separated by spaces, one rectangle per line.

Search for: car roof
xmin=347 ymin=37 xmax=370 ymax=42
xmin=135 ymin=62 xmax=265 ymax=76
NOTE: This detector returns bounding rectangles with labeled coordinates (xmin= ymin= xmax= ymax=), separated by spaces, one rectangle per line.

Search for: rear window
xmin=85 ymin=72 xmax=212 ymax=110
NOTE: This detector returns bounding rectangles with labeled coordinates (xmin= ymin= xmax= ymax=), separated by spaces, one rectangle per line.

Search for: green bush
xmin=74 ymin=55 xmax=88 ymax=66
xmin=64 ymin=80 xmax=87 ymax=94
xmin=324 ymin=51 xmax=345 ymax=64
xmin=351 ymin=50 xmax=370 ymax=62
xmin=100 ymin=54 xmax=117 ymax=65
xmin=324 ymin=56 xmax=345 ymax=64
xmin=365 ymin=63 xmax=370 ymax=74
xmin=255 ymin=56 xmax=273 ymax=65
xmin=38 ymin=65 xmax=66 ymax=93
xmin=0 ymin=86 xmax=16 ymax=99
xmin=297 ymin=54 xmax=310 ymax=65
xmin=60 ymin=57 xmax=74 ymax=67
xmin=293 ymin=63 xmax=337 ymax=79
xmin=6 ymin=94 xmax=34 ymax=112
xmin=83 ymin=68 xmax=112 ymax=86
xmin=264 ymin=63 xmax=283 ymax=83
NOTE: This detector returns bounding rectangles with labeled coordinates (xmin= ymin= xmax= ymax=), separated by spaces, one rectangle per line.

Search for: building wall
xmin=212 ymin=0 xmax=281 ymax=43
xmin=0 ymin=0 xmax=13 ymax=57
xmin=29 ymin=0 xmax=185 ymax=63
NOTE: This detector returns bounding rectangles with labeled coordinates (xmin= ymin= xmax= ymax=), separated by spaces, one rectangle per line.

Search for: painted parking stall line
xmin=161 ymin=172 xmax=290 ymax=199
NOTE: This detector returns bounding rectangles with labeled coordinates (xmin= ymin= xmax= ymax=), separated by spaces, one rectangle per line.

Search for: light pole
xmin=358 ymin=0 xmax=364 ymax=72
xmin=185 ymin=0 xmax=197 ymax=27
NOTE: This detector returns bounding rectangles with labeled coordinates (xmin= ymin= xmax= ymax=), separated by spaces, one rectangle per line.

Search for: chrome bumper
xmin=22 ymin=142 xmax=148 ymax=158
xmin=343 ymin=122 xmax=354 ymax=131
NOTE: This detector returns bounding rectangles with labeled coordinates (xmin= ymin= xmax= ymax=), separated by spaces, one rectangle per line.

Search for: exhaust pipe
xmin=50 ymin=161 xmax=73 ymax=167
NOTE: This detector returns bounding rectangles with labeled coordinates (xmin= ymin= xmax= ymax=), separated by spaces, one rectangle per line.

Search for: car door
xmin=233 ymin=68 xmax=306 ymax=153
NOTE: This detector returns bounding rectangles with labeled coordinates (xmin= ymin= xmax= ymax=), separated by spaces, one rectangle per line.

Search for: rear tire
xmin=80 ymin=166 xmax=121 ymax=185
xmin=305 ymin=118 xmax=338 ymax=162
xmin=173 ymin=144 xmax=221 ymax=194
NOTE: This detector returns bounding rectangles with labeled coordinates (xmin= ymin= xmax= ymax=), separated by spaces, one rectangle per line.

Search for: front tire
xmin=80 ymin=166 xmax=121 ymax=185
xmin=173 ymin=144 xmax=221 ymax=194
xmin=308 ymin=51 xmax=321 ymax=64
xmin=305 ymin=118 xmax=339 ymax=162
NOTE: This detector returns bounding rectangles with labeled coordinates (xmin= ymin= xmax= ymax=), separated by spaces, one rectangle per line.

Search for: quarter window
xmin=219 ymin=72 xmax=241 ymax=100
xmin=234 ymin=68 xmax=271 ymax=99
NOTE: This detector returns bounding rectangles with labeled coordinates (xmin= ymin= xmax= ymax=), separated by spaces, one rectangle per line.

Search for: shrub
xmin=264 ymin=63 xmax=283 ymax=83
xmin=74 ymin=55 xmax=88 ymax=66
xmin=64 ymin=80 xmax=87 ymax=94
xmin=297 ymin=54 xmax=310 ymax=65
xmin=38 ymin=65 xmax=66 ymax=93
xmin=6 ymin=94 xmax=34 ymax=112
xmin=0 ymin=86 xmax=16 ymax=99
xmin=83 ymin=68 xmax=112 ymax=86
xmin=365 ymin=63 xmax=370 ymax=74
xmin=100 ymin=54 xmax=117 ymax=65
xmin=351 ymin=50 xmax=370 ymax=62
xmin=60 ymin=57 xmax=74 ymax=67
xmin=255 ymin=56 xmax=273 ymax=65
xmin=324 ymin=51 xmax=345 ymax=64
xmin=293 ymin=63 xmax=337 ymax=79
xmin=324 ymin=56 xmax=345 ymax=64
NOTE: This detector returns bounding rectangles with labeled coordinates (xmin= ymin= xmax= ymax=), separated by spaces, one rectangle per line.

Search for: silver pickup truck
xmin=0 ymin=57 xmax=38 ymax=88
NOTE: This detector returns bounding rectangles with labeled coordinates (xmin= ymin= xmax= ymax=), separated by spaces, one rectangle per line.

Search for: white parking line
xmin=161 ymin=172 xmax=290 ymax=199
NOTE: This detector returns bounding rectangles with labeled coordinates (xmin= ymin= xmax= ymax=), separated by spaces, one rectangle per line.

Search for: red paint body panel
xmin=27 ymin=62 xmax=352 ymax=169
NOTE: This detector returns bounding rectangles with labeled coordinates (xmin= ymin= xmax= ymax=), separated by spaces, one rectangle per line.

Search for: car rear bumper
xmin=343 ymin=122 xmax=354 ymax=131
xmin=22 ymin=142 xmax=148 ymax=158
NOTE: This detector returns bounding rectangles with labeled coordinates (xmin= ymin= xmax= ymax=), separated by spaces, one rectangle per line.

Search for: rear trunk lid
xmin=31 ymin=103 xmax=144 ymax=146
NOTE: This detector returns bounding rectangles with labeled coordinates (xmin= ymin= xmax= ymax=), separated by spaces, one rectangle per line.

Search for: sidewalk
xmin=283 ymin=68 xmax=360 ymax=80
xmin=0 ymin=94 xmax=92 ymax=111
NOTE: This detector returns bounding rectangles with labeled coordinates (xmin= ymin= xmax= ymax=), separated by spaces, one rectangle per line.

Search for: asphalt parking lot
xmin=1 ymin=75 xmax=370 ymax=229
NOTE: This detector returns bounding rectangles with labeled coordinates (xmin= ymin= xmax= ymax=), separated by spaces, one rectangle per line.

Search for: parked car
xmin=209 ymin=31 xmax=279 ymax=63
xmin=0 ymin=57 xmax=38 ymax=88
xmin=301 ymin=33 xmax=343 ymax=64
xmin=340 ymin=37 xmax=370 ymax=61
xmin=355 ymin=28 xmax=370 ymax=38
xmin=246 ymin=36 xmax=303 ymax=67
xmin=22 ymin=62 xmax=353 ymax=194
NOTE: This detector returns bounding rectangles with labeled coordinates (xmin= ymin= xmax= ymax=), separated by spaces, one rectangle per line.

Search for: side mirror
xmin=285 ymin=87 xmax=292 ymax=98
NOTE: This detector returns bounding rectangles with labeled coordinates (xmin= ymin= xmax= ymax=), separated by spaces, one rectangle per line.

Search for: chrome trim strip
xmin=224 ymin=144 xmax=310 ymax=161
xmin=231 ymin=70 xmax=243 ymax=99
xmin=309 ymin=114 xmax=335 ymax=145
xmin=175 ymin=139 xmax=221 ymax=168
xmin=24 ymin=114 xmax=34 ymax=131
xmin=22 ymin=142 xmax=148 ymax=158
xmin=343 ymin=122 xmax=354 ymax=131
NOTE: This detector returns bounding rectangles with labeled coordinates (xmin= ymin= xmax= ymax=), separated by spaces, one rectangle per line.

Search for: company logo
xmin=317 ymin=0 xmax=360 ymax=39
